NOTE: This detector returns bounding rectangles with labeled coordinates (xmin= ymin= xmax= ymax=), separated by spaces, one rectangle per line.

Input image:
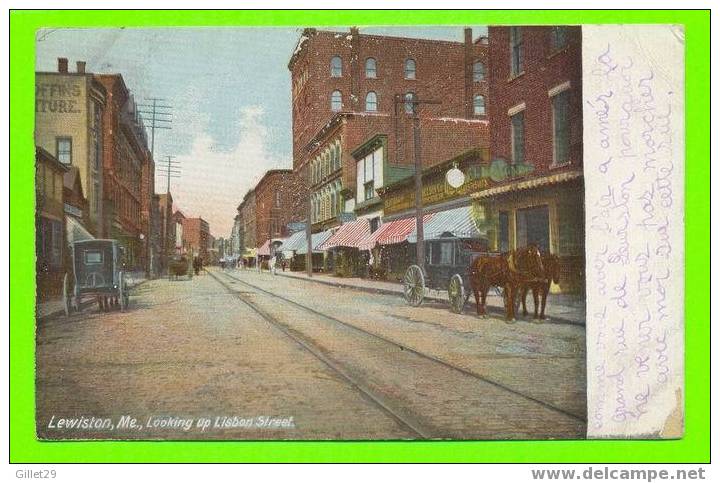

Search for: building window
xmin=550 ymin=26 xmax=568 ymax=51
xmin=330 ymin=189 xmax=337 ymax=217
xmin=511 ymin=111 xmax=525 ymax=164
xmin=275 ymin=191 xmax=281 ymax=208
xmin=365 ymin=58 xmax=377 ymax=78
xmin=473 ymin=95 xmax=486 ymax=115
xmin=404 ymin=92 xmax=417 ymax=114
xmin=404 ymin=59 xmax=416 ymax=79
xmin=428 ymin=241 xmax=453 ymax=266
xmin=331 ymin=90 xmax=342 ymax=111
xmin=56 ymin=137 xmax=72 ymax=164
xmin=364 ymin=180 xmax=375 ymax=201
xmin=510 ymin=27 xmax=524 ymax=76
xmin=330 ymin=56 xmax=342 ymax=77
xmin=365 ymin=91 xmax=378 ymax=112
xmin=333 ymin=143 xmax=342 ymax=171
xmin=516 ymin=205 xmax=550 ymax=253
xmin=473 ymin=61 xmax=485 ymax=82
xmin=369 ymin=217 xmax=380 ymax=233
xmin=552 ymin=90 xmax=570 ymax=165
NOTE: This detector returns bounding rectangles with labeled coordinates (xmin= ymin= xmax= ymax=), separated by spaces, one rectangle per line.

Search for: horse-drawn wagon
xmin=62 ymin=239 xmax=129 ymax=315
xmin=168 ymin=254 xmax=193 ymax=280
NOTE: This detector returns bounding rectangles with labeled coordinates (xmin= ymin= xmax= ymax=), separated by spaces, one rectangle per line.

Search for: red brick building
xmin=471 ymin=25 xmax=584 ymax=292
xmin=253 ymin=169 xmax=306 ymax=247
xmin=157 ymin=192 xmax=175 ymax=266
xmin=95 ymin=74 xmax=153 ymax=271
xmin=182 ymin=216 xmax=210 ymax=261
xmin=289 ymin=27 xmax=489 ymax=231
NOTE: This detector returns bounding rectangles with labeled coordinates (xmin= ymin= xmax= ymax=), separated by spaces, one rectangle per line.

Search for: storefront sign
xmin=383 ymin=174 xmax=490 ymax=216
xmin=36 ymin=81 xmax=82 ymax=114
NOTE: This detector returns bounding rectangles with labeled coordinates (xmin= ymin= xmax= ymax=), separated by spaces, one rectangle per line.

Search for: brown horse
xmin=520 ymin=253 xmax=560 ymax=320
xmin=468 ymin=245 xmax=545 ymax=321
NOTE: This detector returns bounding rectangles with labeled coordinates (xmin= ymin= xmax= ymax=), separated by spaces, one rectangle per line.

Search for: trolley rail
xmin=211 ymin=269 xmax=587 ymax=427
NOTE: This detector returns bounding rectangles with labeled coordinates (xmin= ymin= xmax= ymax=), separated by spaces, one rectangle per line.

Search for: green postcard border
xmin=10 ymin=9 xmax=710 ymax=463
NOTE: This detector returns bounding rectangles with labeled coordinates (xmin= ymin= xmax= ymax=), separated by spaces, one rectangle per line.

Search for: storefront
xmin=317 ymin=218 xmax=372 ymax=277
xmin=470 ymin=170 xmax=585 ymax=294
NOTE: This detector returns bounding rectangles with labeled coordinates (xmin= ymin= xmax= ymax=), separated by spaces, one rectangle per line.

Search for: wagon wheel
xmin=118 ymin=271 xmax=129 ymax=311
xmin=62 ymin=273 xmax=72 ymax=316
xmin=448 ymin=274 xmax=465 ymax=314
xmin=403 ymin=264 xmax=425 ymax=307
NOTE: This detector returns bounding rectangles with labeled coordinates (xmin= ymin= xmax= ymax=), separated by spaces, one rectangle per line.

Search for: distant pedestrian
xmin=270 ymin=256 xmax=277 ymax=275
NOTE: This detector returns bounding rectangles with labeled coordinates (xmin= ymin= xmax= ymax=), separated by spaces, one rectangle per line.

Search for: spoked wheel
xmin=62 ymin=273 xmax=72 ymax=316
xmin=448 ymin=274 xmax=466 ymax=314
xmin=403 ymin=264 xmax=425 ymax=307
xmin=118 ymin=271 xmax=129 ymax=311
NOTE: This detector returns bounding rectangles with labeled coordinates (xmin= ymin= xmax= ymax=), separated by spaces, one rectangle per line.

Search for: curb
xmin=37 ymin=278 xmax=151 ymax=322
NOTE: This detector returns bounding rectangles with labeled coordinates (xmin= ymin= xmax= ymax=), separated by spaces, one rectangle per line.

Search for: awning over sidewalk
xmin=317 ymin=218 xmax=371 ymax=250
xmin=281 ymin=229 xmax=334 ymax=255
xmin=357 ymin=213 xmax=435 ymax=251
xmin=407 ymin=206 xmax=485 ymax=242
xmin=242 ymin=248 xmax=257 ymax=259
xmin=257 ymin=239 xmax=272 ymax=257
xmin=66 ymin=215 xmax=94 ymax=244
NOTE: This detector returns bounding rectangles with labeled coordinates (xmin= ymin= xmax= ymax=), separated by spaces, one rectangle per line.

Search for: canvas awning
xmin=357 ymin=213 xmax=435 ymax=251
xmin=66 ymin=215 xmax=94 ymax=244
xmin=317 ymin=218 xmax=371 ymax=250
xmin=406 ymin=206 xmax=485 ymax=242
xmin=257 ymin=239 xmax=272 ymax=256
xmin=281 ymin=229 xmax=334 ymax=255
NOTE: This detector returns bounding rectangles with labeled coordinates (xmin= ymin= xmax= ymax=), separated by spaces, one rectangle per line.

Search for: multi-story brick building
xmin=288 ymin=27 xmax=490 ymax=232
xmin=471 ymin=25 xmax=584 ymax=292
xmin=95 ymin=73 xmax=154 ymax=271
xmin=35 ymin=58 xmax=107 ymax=236
xmin=253 ymin=169 xmax=306 ymax=248
xmin=157 ymin=192 xmax=176 ymax=267
xmin=237 ymin=190 xmax=256 ymax=256
xmin=182 ymin=216 xmax=210 ymax=261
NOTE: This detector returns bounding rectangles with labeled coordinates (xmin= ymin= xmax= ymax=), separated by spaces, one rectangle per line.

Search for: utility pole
xmin=394 ymin=95 xmax=441 ymax=273
xmin=305 ymin=162 xmax=313 ymax=277
xmin=156 ymin=155 xmax=181 ymax=193
xmin=138 ymin=98 xmax=173 ymax=159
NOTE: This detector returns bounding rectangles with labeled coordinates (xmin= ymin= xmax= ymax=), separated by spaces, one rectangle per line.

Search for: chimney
xmin=76 ymin=61 xmax=86 ymax=74
xmin=57 ymin=57 xmax=68 ymax=73
xmin=464 ymin=27 xmax=473 ymax=45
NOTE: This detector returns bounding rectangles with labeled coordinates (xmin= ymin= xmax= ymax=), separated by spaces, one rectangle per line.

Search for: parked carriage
xmin=402 ymin=236 xmax=495 ymax=314
xmin=62 ymin=239 xmax=129 ymax=316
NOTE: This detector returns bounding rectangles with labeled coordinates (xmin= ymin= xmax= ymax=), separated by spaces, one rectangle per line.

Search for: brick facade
xmin=182 ymin=217 xmax=210 ymax=260
xmin=238 ymin=190 xmax=256 ymax=252
xmin=253 ymin=169 xmax=306 ymax=247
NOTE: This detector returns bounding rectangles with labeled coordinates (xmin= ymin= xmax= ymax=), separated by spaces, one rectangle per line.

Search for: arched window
xmin=365 ymin=58 xmax=377 ymax=78
xmin=330 ymin=56 xmax=342 ymax=77
xmin=404 ymin=59 xmax=416 ymax=79
xmin=365 ymin=91 xmax=378 ymax=112
xmin=473 ymin=95 xmax=486 ymax=115
xmin=404 ymin=92 xmax=417 ymax=114
xmin=473 ymin=61 xmax=486 ymax=82
xmin=330 ymin=187 xmax=337 ymax=217
xmin=331 ymin=90 xmax=342 ymax=111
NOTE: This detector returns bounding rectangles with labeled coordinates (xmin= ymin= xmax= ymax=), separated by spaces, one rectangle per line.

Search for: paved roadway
xmin=36 ymin=267 xmax=586 ymax=440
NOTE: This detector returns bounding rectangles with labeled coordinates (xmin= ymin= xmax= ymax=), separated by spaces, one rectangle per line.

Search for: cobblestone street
xmin=36 ymin=268 xmax=586 ymax=440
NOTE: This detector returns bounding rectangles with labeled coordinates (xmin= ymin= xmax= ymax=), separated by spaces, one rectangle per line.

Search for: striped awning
xmin=406 ymin=206 xmax=485 ymax=242
xmin=317 ymin=218 xmax=371 ymax=250
xmin=257 ymin=239 xmax=272 ymax=256
xmin=357 ymin=213 xmax=435 ymax=251
xmin=280 ymin=230 xmax=307 ymax=252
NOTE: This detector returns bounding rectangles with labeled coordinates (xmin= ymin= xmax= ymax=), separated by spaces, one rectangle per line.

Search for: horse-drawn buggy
xmin=62 ymin=239 xmax=129 ymax=316
xmin=168 ymin=253 xmax=193 ymax=280
xmin=402 ymin=238 xmax=560 ymax=321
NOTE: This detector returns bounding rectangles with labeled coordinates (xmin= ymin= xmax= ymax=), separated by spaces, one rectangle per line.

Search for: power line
xmin=139 ymin=97 xmax=173 ymax=159
xmin=156 ymin=155 xmax=181 ymax=194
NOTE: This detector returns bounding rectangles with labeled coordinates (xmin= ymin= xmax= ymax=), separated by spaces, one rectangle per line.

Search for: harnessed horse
xmin=520 ymin=253 xmax=560 ymax=320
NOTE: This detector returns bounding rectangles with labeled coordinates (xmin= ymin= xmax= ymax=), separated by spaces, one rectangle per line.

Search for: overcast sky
xmin=36 ymin=26 xmax=487 ymax=237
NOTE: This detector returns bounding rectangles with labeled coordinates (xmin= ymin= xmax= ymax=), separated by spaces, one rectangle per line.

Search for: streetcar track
xmin=206 ymin=269 xmax=431 ymax=438
xmin=214 ymin=269 xmax=587 ymax=424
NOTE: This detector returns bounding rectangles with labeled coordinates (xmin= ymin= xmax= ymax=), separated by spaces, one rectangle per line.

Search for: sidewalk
xmin=269 ymin=269 xmax=585 ymax=325
xmin=36 ymin=271 xmax=150 ymax=321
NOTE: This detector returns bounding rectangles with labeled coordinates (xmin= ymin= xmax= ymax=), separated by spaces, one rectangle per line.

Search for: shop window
xmin=510 ymin=27 xmax=524 ymax=76
xmin=511 ymin=111 xmax=525 ymax=164
xmin=365 ymin=58 xmax=377 ymax=78
xmin=56 ymin=137 xmax=72 ymax=164
xmin=330 ymin=56 xmax=342 ymax=77
xmin=404 ymin=59 xmax=416 ymax=79
xmin=552 ymin=90 xmax=570 ymax=165
xmin=516 ymin=205 xmax=550 ymax=253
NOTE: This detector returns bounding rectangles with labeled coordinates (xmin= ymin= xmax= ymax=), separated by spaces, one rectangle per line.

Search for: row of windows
xmin=311 ymin=140 xmax=342 ymax=184
xmin=329 ymin=90 xmax=486 ymax=115
xmin=509 ymin=26 xmax=570 ymax=77
xmin=510 ymin=88 xmax=571 ymax=166
xmin=330 ymin=55 xmax=486 ymax=82
xmin=311 ymin=180 xmax=343 ymax=223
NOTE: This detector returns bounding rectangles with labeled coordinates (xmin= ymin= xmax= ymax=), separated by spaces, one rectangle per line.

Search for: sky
xmin=36 ymin=26 xmax=487 ymax=237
